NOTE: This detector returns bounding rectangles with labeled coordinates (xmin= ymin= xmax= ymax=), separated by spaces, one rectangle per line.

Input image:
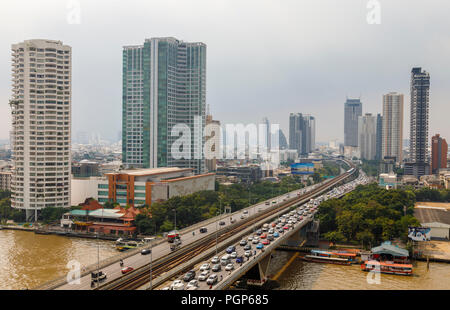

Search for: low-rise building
xmin=98 ymin=167 xmax=215 ymax=207
xmin=421 ymin=222 xmax=450 ymax=240
xmin=0 ymin=171 xmax=11 ymax=191
xmin=62 ymin=199 xmax=140 ymax=236
xmin=379 ymin=173 xmax=398 ymax=189
xmin=216 ymin=165 xmax=262 ymax=183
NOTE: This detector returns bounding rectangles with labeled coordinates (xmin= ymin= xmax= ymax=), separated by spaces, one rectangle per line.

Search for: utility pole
xmin=173 ymin=208 xmax=177 ymax=231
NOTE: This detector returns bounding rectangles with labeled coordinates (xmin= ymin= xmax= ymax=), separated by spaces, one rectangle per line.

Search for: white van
xmin=221 ymin=254 xmax=231 ymax=266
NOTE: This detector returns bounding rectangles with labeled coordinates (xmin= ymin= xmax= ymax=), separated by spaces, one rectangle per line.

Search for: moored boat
xmin=361 ymin=260 xmax=413 ymax=276
xmin=301 ymin=249 xmax=357 ymax=265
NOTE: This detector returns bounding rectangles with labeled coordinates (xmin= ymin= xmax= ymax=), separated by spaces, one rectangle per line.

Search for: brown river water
xmin=0 ymin=229 xmax=117 ymax=290
xmin=1 ymin=229 xmax=450 ymax=290
xmin=270 ymin=250 xmax=450 ymax=290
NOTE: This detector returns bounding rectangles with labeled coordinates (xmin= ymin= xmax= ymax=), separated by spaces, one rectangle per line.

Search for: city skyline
xmin=1 ymin=1 xmax=450 ymax=144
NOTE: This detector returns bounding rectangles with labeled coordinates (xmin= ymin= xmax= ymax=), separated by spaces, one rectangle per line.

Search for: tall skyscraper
xmin=289 ymin=113 xmax=315 ymax=155
xmin=122 ymin=37 xmax=206 ymax=174
xmin=262 ymin=117 xmax=271 ymax=150
xmin=289 ymin=113 xmax=302 ymax=153
xmin=382 ymin=92 xmax=404 ymax=164
xmin=10 ymin=39 xmax=72 ymax=219
xmin=344 ymin=98 xmax=362 ymax=147
xmin=205 ymin=114 xmax=220 ymax=172
xmin=358 ymin=113 xmax=377 ymax=160
xmin=405 ymin=67 xmax=430 ymax=177
xmin=431 ymin=134 xmax=448 ymax=174
xmin=376 ymin=114 xmax=383 ymax=160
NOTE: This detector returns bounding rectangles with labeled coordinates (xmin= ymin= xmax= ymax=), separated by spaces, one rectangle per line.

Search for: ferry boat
xmin=115 ymin=238 xmax=144 ymax=251
xmin=361 ymin=260 xmax=413 ymax=276
xmin=302 ymin=249 xmax=357 ymax=265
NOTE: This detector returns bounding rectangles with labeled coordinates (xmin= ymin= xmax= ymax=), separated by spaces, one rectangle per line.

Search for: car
xmin=198 ymin=270 xmax=210 ymax=281
xmin=200 ymin=263 xmax=210 ymax=271
xmin=219 ymin=221 xmax=226 ymax=226
xmin=256 ymin=229 xmax=262 ymax=235
xmin=170 ymin=279 xmax=185 ymax=290
xmin=206 ymin=274 xmax=218 ymax=285
xmin=268 ymin=229 xmax=274 ymax=234
xmin=239 ymin=240 xmax=247 ymax=246
xmin=265 ymin=201 xmax=270 ymax=205
xmin=262 ymin=239 xmax=270 ymax=245
xmin=211 ymin=256 xmax=220 ymax=264
xmin=240 ymin=215 xmax=245 ymax=219
xmin=278 ymin=228 xmax=284 ymax=233
xmin=283 ymin=226 xmax=289 ymax=230
xmin=244 ymin=244 xmax=252 ymax=251
xmin=252 ymin=238 xmax=259 ymax=244
xmin=121 ymin=266 xmax=134 ymax=274
xmin=267 ymin=234 xmax=274 ymax=241
xmin=212 ymin=264 xmax=222 ymax=272
xmin=247 ymin=236 xmax=253 ymax=242
xmin=141 ymin=248 xmax=151 ymax=255
xmin=287 ymin=223 xmax=293 ymax=227
xmin=230 ymin=218 xmax=236 ymax=224
xmin=271 ymin=223 xmax=276 ymax=228
xmin=183 ymin=270 xmax=196 ymax=282
xmin=91 ymin=271 xmax=106 ymax=282
xmin=230 ymin=252 xmax=237 ymax=259
xmin=256 ymin=243 xmax=264 ymax=249
xmin=272 ymin=201 xmax=276 ymax=204
xmin=244 ymin=250 xmax=252 ymax=257
xmin=225 ymin=263 xmax=234 ymax=271
xmin=236 ymin=256 xmax=244 ymax=264
xmin=260 ymin=233 xmax=267 ymax=239
xmin=199 ymin=227 xmax=208 ymax=233
xmin=273 ymin=232 xmax=279 ymax=238
xmin=243 ymin=210 xmax=249 ymax=214
xmin=226 ymin=246 xmax=236 ymax=254
xmin=186 ymin=280 xmax=199 ymax=290
xmin=221 ymin=254 xmax=231 ymax=266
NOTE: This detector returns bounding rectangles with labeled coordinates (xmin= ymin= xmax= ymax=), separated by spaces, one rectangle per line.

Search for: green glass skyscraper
xmin=122 ymin=37 xmax=206 ymax=174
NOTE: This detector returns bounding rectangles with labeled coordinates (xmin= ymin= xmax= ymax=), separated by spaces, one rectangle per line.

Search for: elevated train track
xmin=98 ymin=159 xmax=356 ymax=290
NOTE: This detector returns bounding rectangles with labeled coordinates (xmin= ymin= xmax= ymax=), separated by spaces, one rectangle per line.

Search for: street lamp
xmin=172 ymin=208 xmax=176 ymax=231
xmin=215 ymin=210 xmax=220 ymax=256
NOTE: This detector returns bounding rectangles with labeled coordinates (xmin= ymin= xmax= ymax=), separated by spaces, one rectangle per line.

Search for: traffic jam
xmin=161 ymin=171 xmax=369 ymax=290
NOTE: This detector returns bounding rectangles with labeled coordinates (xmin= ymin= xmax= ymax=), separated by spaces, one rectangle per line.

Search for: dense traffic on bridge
xmin=161 ymin=170 xmax=369 ymax=290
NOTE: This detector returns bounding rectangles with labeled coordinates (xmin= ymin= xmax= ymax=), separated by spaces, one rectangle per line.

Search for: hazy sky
xmin=1 ymin=0 xmax=450 ymax=143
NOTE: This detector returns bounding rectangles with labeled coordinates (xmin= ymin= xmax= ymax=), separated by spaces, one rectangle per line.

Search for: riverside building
xmin=10 ymin=39 xmax=72 ymax=220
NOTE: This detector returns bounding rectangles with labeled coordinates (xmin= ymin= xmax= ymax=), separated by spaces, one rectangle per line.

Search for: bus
xmin=167 ymin=230 xmax=180 ymax=243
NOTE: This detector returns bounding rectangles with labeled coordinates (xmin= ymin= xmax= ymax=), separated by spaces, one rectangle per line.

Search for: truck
xmin=167 ymin=230 xmax=180 ymax=243
xmin=170 ymin=239 xmax=182 ymax=251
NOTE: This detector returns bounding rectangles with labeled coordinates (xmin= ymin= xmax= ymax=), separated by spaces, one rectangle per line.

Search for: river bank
xmin=268 ymin=250 xmax=450 ymax=290
xmin=0 ymin=229 xmax=118 ymax=290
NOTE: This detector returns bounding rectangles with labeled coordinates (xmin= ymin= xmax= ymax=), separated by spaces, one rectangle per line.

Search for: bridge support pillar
xmin=257 ymin=253 xmax=272 ymax=282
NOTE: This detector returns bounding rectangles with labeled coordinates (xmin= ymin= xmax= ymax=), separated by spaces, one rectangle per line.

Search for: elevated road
xmin=95 ymin=159 xmax=357 ymax=290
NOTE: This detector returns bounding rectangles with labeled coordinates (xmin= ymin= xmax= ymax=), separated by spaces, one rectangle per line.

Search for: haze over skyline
xmin=1 ymin=0 xmax=450 ymax=143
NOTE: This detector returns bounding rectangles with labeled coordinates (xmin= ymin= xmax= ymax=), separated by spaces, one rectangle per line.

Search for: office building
xmin=205 ymin=114 xmax=220 ymax=172
xmin=431 ymin=134 xmax=448 ymax=174
xmin=97 ymin=167 xmax=215 ymax=207
xmin=289 ymin=113 xmax=315 ymax=155
xmin=122 ymin=37 xmax=206 ymax=174
xmin=382 ymin=92 xmax=404 ymax=164
xmin=376 ymin=114 xmax=383 ymax=161
xmin=344 ymin=98 xmax=362 ymax=147
xmin=405 ymin=67 xmax=430 ymax=177
xmin=10 ymin=39 xmax=72 ymax=219
xmin=358 ymin=113 xmax=377 ymax=160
